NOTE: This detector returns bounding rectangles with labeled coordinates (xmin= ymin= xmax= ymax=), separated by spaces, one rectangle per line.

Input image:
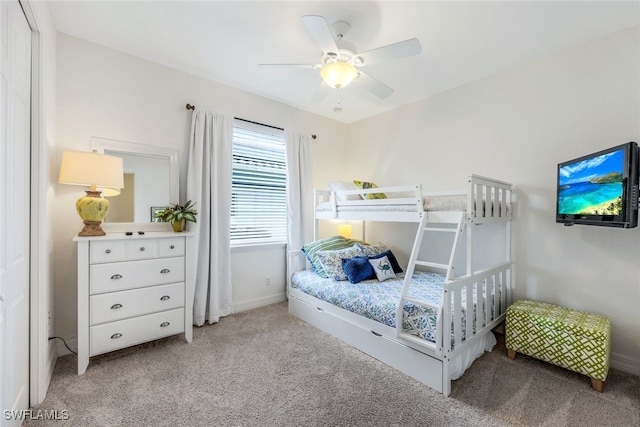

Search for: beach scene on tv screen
xmin=558 ymin=149 xmax=624 ymax=215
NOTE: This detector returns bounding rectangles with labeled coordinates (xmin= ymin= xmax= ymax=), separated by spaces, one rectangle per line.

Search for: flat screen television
xmin=556 ymin=141 xmax=639 ymax=228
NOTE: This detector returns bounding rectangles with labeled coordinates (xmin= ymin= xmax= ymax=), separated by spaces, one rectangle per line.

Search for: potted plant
xmin=154 ymin=200 xmax=198 ymax=232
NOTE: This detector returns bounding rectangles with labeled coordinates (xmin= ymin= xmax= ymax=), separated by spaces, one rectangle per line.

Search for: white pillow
xmin=369 ymin=255 xmax=396 ymax=282
xmin=356 ymin=242 xmax=388 ymax=257
xmin=328 ymin=181 xmax=360 ymax=201
xmin=316 ymin=245 xmax=363 ymax=281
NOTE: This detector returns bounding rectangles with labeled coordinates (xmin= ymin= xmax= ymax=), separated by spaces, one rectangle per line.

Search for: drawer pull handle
xmin=111 ymin=333 xmax=122 ymax=339
xmin=105 ymin=249 xmax=111 ymax=254
xmin=160 ymin=295 xmax=170 ymax=301
xmin=139 ymin=247 xmax=145 ymax=252
xmin=160 ymin=269 xmax=170 ymax=274
xmin=371 ymin=331 xmax=382 ymax=337
xmin=110 ymin=303 xmax=123 ymax=310
xmin=111 ymin=274 xmax=123 ymax=280
xmin=160 ymin=322 xmax=170 ymax=328
xmin=170 ymin=245 xmax=175 ymax=249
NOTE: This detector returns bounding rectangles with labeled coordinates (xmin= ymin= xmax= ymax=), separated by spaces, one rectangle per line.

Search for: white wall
xmin=54 ymin=34 xmax=347 ymax=348
xmin=345 ymin=26 xmax=640 ymax=372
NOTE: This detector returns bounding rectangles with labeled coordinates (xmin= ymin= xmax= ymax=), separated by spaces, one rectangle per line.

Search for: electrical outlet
xmin=265 ymin=277 xmax=271 ymax=287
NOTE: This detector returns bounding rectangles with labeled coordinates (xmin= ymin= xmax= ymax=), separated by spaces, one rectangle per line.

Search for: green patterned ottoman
xmin=506 ymin=299 xmax=611 ymax=392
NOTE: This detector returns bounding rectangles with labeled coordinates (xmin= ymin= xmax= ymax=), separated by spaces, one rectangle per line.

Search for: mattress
xmin=291 ymin=269 xmax=486 ymax=346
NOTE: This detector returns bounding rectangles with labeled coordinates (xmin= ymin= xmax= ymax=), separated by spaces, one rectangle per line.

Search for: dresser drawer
xmin=157 ymin=237 xmax=185 ymax=257
xmin=90 ymin=257 xmax=185 ymax=294
xmin=90 ymin=241 xmax=127 ymax=264
xmin=90 ymin=282 xmax=185 ymax=325
xmin=125 ymin=239 xmax=160 ymax=260
xmin=90 ymin=308 xmax=185 ymax=356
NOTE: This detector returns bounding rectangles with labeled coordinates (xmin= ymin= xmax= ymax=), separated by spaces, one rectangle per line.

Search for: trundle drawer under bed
xmin=289 ymin=291 xmax=445 ymax=393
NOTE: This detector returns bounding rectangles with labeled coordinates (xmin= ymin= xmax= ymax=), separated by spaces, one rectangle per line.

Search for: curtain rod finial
xmin=186 ymin=103 xmax=195 ymax=111
xmin=312 ymin=134 xmax=317 ymax=140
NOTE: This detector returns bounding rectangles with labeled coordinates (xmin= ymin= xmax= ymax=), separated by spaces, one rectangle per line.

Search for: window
xmin=231 ymin=120 xmax=287 ymax=245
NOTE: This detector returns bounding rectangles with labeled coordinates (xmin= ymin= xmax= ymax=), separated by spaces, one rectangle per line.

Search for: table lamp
xmin=338 ymin=223 xmax=353 ymax=239
xmin=59 ymin=150 xmax=124 ymax=236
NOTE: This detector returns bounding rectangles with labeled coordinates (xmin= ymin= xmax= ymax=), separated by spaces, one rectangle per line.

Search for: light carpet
xmin=26 ymin=302 xmax=639 ymax=426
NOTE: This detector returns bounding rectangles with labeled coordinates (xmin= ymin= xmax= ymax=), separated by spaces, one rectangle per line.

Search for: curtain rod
xmin=186 ymin=104 xmax=316 ymax=140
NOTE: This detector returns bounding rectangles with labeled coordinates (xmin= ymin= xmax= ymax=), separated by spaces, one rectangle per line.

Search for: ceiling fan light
xmin=320 ymin=62 xmax=359 ymax=89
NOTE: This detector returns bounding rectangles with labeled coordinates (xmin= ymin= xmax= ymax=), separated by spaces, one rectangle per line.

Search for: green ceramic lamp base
xmin=76 ymin=190 xmax=110 ymax=236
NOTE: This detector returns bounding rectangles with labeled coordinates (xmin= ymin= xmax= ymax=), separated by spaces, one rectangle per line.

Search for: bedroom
xmin=2 ymin=0 xmax=639 ymax=425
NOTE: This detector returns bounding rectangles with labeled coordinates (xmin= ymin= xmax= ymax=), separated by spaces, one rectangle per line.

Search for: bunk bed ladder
xmin=395 ymin=211 xmax=465 ymax=350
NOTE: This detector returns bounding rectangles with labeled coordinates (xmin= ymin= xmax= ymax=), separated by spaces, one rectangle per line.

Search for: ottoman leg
xmin=507 ymin=349 xmax=516 ymax=360
xmin=591 ymin=378 xmax=603 ymax=393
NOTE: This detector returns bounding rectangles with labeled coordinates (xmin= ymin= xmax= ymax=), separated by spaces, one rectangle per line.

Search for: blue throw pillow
xmin=342 ymin=256 xmax=375 ymax=284
xmin=369 ymin=250 xmax=403 ymax=274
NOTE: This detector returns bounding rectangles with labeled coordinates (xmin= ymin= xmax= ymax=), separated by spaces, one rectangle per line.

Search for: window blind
xmin=231 ymin=122 xmax=287 ymax=245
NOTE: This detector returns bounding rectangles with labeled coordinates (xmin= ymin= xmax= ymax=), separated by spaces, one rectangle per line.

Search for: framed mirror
xmin=90 ymin=137 xmax=179 ymax=231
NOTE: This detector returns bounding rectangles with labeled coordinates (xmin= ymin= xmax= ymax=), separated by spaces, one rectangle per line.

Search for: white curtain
xmin=187 ymin=109 xmax=234 ymax=325
xmin=285 ymin=131 xmax=313 ymax=273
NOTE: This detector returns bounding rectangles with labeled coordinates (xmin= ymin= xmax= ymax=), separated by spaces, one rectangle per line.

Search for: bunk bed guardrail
xmin=467 ymin=174 xmax=512 ymax=223
xmin=315 ymin=184 xmax=424 ymax=218
xmin=440 ymin=262 xmax=511 ymax=357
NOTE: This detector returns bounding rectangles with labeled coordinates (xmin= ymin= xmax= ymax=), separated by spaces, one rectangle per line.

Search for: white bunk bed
xmin=287 ymin=175 xmax=512 ymax=396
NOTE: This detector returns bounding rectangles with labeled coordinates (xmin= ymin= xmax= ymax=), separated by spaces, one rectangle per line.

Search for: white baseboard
xmin=611 ymin=352 xmax=640 ymax=376
xmin=233 ymin=293 xmax=287 ymax=314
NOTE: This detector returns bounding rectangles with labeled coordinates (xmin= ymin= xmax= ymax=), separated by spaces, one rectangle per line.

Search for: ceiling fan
xmin=259 ymin=15 xmax=422 ymax=99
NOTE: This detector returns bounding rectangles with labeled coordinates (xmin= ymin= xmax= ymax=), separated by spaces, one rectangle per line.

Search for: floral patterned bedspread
xmin=292 ymin=269 xmax=451 ymax=344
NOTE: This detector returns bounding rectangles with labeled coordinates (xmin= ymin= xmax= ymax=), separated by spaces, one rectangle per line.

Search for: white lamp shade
xmin=320 ymin=62 xmax=359 ymax=89
xmin=59 ymin=151 xmax=124 ymax=193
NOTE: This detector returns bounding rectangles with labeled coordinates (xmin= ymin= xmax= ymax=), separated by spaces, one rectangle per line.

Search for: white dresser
xmin=74 ymin=231 xmax=195 ymax=374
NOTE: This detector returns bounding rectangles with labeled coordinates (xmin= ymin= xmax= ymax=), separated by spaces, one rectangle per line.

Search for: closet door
xmin=0 ymin=1 xmax=32 ymax=425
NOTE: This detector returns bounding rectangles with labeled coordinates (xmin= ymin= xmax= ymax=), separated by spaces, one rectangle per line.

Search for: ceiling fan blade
xmin=356 ymin=71 xmax=394 ymax=99
xmin=258 ymin=63 xmax=319 ymax=69
xmin=355 ymin=38 xmax=422 ymax=66
xmin=310 ymin=80 xmax=329 ymax=103
xmin=302 ymin=15 xmax=339 ymax=56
